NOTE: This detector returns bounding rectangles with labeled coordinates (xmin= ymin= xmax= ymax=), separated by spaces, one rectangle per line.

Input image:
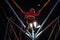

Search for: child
xmin=12 ymin=0 xmax=50 ymax=30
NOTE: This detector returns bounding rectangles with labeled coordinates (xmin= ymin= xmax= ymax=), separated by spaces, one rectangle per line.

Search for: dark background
xmin=0 ymin=0 xmax=60 ymax=40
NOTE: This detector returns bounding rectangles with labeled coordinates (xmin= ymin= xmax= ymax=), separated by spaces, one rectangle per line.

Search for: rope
xmin=35 ymin=16 xmax=60 ymax=38
xmin=48 ymin=22 xmax=57 ymax=40
xmin=35 ymin=0 xmax=59 ymax=37
xmin=5 ymin=0 xmax=26 ymax=28
xmin=9 ymin=21 xmax=19 ymax=40
xmin=39 ymin=0 xmax=50 ymax=12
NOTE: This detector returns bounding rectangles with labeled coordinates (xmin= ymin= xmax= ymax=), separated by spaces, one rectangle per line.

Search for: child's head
xmin=30 ymin=8 xmax=35 ymax=13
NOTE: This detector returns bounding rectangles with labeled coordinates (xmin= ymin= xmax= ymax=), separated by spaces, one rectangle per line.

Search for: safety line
xmin=5 ymin=0 xmax=26 ymax=28
xmin=6 ymin=16 xmax=31 ymax=38
xmin=35 ymin=0 xmax=60 ymax=37
xmin=35 ymin=16 xmax=60 ymax=38
xmin=48 ymin=22 xmax=57 ymax=40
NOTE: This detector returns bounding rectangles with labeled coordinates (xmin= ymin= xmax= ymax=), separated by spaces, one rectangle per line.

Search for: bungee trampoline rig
xmin=1 ymin=0 xmax=60 ymax=40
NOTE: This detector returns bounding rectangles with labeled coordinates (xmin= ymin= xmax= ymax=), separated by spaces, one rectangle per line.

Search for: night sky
xmin=0 ymin=0 xmax=60 ymax=40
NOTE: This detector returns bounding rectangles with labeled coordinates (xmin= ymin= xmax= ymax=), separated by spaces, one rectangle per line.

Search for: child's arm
xmin=38 ymin=0 xmax=50 ymax=12
xmin=12 ymin=0 xmax=24 ymax=13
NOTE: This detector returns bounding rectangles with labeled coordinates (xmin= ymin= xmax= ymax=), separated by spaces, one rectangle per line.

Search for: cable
xmin=54 ymin=19 xmax=60 ymax=40
xmin=35 ymin=0 xmax=60 ymax=37
xmin=9 ymin=21 xmax=19 ymax=40
xmin=4 ymin=20 xmax=9 ymax=40
xmin=35 ymin=16 xmax=60 ymax=38
xmin=8 ymin=33 xmax=11 ymax=40
xmin=5 ymin=0 xmax=26 ymax=28
xmin=6 ymin=16 xmax=31 ymax=38
xmin=48 ymin=22 xmax=57 ymax=40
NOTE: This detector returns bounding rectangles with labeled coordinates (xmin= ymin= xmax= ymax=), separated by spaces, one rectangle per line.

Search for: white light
xmin=33 ymin=21 xmax=37 ymax=28
xmin=29 ymin=23 xmax=33 ymax=28
xmin=37 ymin=4 xmax=40 ymax=6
